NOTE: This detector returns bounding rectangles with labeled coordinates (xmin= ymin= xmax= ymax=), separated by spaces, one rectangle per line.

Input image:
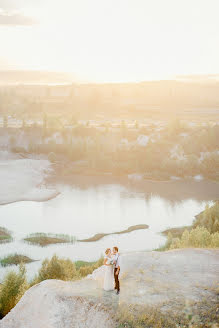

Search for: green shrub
xmin=78 ymin=257 xmax=103 ymax=277
xmin=193 ymin=201 xmax=219 ymax=233
xmin=79 ymin=266 xmax=94 ymax=277
xmin=210 ymin=232 xmax=219 ymax=247
xmin=0 ymin=254 xmax=103 ymax=316
xmin=169 ymin=226 xmax=219 ymax=249
xmin=0 ymin=264 xmax=29 ymax=317
xmin=36 ymin=255 xmax=78 ymax=282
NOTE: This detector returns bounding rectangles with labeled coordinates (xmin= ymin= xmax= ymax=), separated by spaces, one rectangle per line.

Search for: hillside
xmin=1 ymin=249 xmax=218 ymax=328
xmin=1 ymin=76 xmax=219 ymax=119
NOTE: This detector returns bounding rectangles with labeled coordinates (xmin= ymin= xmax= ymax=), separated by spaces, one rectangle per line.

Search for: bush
xmin=36 ymin=255 xmax=78 ymax=282
xmin=0 ymin=264 xmax=29 ymax=317
xmin=193 ymin=201 xmax=219 ymax=233
xmin=78 ymin=257 xmax=103 ymax=277
xmin=79 ymin=266 xmax=94 ymax=277
xmin=210 ymin=232 xmax=219 ymax=247
xmin=0 ymin=254 xmax=103 ymax=318
xmin=169 ymin=226 xmax=219 ymax=249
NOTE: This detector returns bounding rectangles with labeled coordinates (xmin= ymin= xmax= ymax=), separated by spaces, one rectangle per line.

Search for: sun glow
xmin=0 ymin=0 xmax=219 ymax=82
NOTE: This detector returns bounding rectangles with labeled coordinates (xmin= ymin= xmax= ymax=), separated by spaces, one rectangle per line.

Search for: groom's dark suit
xmin=114 ymin=253 xmax=120 ymax=292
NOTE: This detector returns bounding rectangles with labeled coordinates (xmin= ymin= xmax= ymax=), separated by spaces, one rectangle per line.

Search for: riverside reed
xmin=24 ymin=233 xmax=76 ymax=246
xmin=0 ymin=254 xmax=34 ymax=267
xmin=0 ymin=227 xmax=12 ymax=244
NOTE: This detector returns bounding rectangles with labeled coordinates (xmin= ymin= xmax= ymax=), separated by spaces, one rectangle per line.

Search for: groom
xmin=113 ymin=246 xmax=120 ymax=295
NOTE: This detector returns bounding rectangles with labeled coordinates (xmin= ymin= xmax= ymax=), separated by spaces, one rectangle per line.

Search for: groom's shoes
xmin=116 ymin=290 xmax=120 ymax=295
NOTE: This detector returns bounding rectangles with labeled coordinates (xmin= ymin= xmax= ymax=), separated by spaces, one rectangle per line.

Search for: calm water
xmin=0 ymin=183 xmax=209 ymax=280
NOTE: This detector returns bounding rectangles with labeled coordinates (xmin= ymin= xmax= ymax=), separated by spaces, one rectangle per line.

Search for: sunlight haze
xmin=0 ymin=0 xmax=219 ymax=82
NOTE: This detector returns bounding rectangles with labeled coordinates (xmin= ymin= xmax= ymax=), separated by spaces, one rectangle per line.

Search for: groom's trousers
xmin=114 ymin=268 xmax=120 ymax=292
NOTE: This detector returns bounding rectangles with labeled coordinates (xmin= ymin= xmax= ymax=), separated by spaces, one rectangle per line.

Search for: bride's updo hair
xmin=105 ymin=248 xmax=111 ymax=255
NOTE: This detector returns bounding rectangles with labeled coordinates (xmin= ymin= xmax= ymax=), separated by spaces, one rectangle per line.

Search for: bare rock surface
xmin=1 ymin=249 xmax=219 ymax=328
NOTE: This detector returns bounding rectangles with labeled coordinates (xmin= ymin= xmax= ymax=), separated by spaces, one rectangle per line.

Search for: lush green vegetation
xmin=160 ymin=201 xmax=219 ymax=251
xmin=193 ymin=201 xmax=219 ymax=233
xmin=0 ymin=254 xmax=34 ymax=267
xmin=162 ymin=226 xmax=192 ymax=239
xmin=24 ymin=233 xmax=76 ymax=246
xmin=77 ymin=257 xmax=103 ymax=277
xmin=0 ymin=227 xmax=12 ymax=244
xmin=74 ymin=260 xmax=98 ymax=270
xmin=33 ymin=255 xmax=103 ymax=283
xmin=0 ymin=265 xmax=28 ymax=317
xmin=35 ymin=255 xmax=78 ymax=282
xmin=168 ymin=226 xmax=219 ymax=249
xmin=3 ymin=119 xmax=219 ymax=180
xmin=0 ymin=255 xmax=103 ymax=317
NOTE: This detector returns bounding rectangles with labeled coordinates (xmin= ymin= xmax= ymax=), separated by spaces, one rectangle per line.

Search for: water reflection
xmin=0 ymin=183 xmax=209 ymax=280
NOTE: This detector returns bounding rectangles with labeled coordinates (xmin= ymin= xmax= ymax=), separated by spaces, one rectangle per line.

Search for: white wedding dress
xmin=103 ymin=256 xmax=114 ymax=291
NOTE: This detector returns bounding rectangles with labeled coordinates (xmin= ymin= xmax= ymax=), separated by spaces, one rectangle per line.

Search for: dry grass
xmin=115 ymin=296 xmax=219 ymax=328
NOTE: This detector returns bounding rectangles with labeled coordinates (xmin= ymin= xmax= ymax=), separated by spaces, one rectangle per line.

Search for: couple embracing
xmin=103 ymin=246 xmax=120 ymax=294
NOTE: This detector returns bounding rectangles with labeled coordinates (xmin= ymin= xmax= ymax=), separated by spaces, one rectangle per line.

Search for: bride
xmin=103 ymin=248 xmax=114 ymax=291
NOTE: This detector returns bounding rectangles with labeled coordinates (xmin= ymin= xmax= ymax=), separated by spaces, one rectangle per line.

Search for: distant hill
xmin=0 ymin=70 xmax=78 ymax=85
xmin=1 ymin=71 xmax=219 ymax=85
xmin=1 ymin=72 xmax=219 ymax=119
xmin=176 ymin=74 xmax=219 ymax=82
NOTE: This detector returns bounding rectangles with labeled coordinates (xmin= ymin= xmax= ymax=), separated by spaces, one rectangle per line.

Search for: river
xmin=1 ymin=178 xmax=217 ymax=281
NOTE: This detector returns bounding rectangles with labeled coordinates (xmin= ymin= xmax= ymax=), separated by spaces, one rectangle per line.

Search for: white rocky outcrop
xmin=0 ymin=280 xmax=114 ymax=328
xmin=1 ymin=249 xmax=219 ymax=328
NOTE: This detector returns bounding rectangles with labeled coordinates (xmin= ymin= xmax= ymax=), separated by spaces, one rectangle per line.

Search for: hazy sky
xmin=0 ymin=0 xmax=219 ymax=82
